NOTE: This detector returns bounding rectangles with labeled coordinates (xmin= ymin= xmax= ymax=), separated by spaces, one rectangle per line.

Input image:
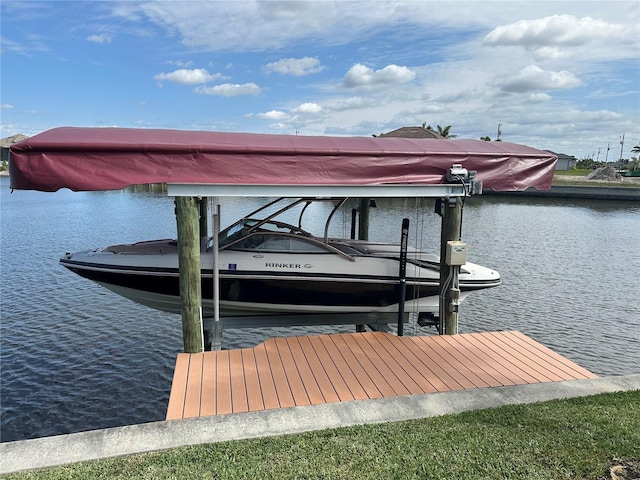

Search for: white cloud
xmin=256 ymin=110 xmax=288 ymax=120
xmin=87 ymin=34 xmax=112 ymax=44
xmin=293 ymin=103 xmax=322 ymax=113
xmin=324 ymin=96 xmax=379 ymax=112
xmin=483 ymin=14 xmax=639 ymax=63
xmin=154 ymin=68 xmax=222 ymax=85
xmin=342 ymin=64 xmax=416 ymax=89
xmin=526 ymin=92 xmax=552 ymax=103
xmin=169 ymin=60 xmax=193 ymax=68
xmin=1 ymin=104 xmax=15 ymax=109
xmin=484 ymin=15 xmax=626 ymax=48
xmin=264 ymin=57 xmax=324 ymax=76
xmin=195 ymin=83 xmax=261 ymax=96
xmin=496 ymin=65 xmax=582 ymax=93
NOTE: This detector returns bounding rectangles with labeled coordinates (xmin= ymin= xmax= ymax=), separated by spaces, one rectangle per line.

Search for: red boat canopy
xmin=9 ymin=127 xmax=556 ymax=192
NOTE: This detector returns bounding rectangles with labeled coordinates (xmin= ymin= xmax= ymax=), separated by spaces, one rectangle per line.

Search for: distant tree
xmin=629 ymin=157 xmax=639 ymax=172
xmin=480 ymin=136 xmax=491 ymax=141
xmin=631 ymin=145 xmax=640 ymax=155
xmin=576 ymin=157 xmax=595 ymax=169
xmin=0 ymin=160 xmax=7 ymax=172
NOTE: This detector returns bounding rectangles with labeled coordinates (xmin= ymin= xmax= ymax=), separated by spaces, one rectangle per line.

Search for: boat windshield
xmin=209 ymin=218 xmax=327 ymax=253
xmin=217 ymin=219 xmax=259 ymax=247
xmin=225 ymin=232 xmax=330 ymax=253
xmin=203 ymin=199 xmax=357 ymax=261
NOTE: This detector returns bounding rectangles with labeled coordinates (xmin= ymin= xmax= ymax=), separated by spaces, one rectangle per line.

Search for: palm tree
xmin=436 ymin=125 xmax=457 ymax=138
xmin=422 ymin=123 xmax=457 ymax=138
xmin=631 ymin=145 xmax=640 ymax=155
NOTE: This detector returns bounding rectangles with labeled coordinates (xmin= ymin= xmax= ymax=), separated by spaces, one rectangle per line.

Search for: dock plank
xmin=263 ymin=339 xmax=296 ymax=408
xmin=412 ymin=336 xmax=477 ymax=389
xmin=331 ymin=334 xmax=386 ymax=399
xmin=507 ymin=331 xmax=598 ymax=380
xmin=316 ymin=334 xmax=368 ymax=401
xmin=229 ymin=349 xmax=248 ymax=413
xmin=358 ymin=333 xmax=421 ymax=395
xmin=367 ymin=333 xmax=435 ymax=394
xmin=275 ymin=337 xmax=310 ymax=406
xmin=215 ymin=350 xmax=232 ymax=415
xmin=183 ymin=353 xmax=203 ymax=418
xmin=254 ymin=343 xmax=280 ymax=410
xmin=476 ymin=332 xmax=557 ymax=383
xmin=443 ymin=334 xmax=520 ymax=386
xmin=285 ymin=337 xmax=325 ymax=405
xmin=166 ymin=353 xmax=190 ymax=420
xmin=297 ymin=336 xmax=341 ymax=404
xmin=166 ymin=331 xmax=597 ymax=421
xmin=400 ymin=337 xmax=463 ymax=391
xmin=438 ymin=334 xmax=513 ymax=387
xmin=470 ymin=333 xmax=543 ymax=384
xmin=200 ymin=352 xmax=217 ymax=416
xmin=242 ymin=348 xmax=264 ymax=412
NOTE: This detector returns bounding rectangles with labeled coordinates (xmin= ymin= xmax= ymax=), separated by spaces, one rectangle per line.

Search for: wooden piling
xmin=358 ymin=198 xmax=370 ymax=240
xmin=439 ymin=197 xmax=462 ymax=335
xmin=199 ymin=198 xmax=209 ymax=238
xmin=175 ymin=196 xmax=204 ymax=353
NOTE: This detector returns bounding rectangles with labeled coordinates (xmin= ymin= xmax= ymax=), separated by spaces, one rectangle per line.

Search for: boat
xmin=60 ymin=197 xmax=501 ymax=325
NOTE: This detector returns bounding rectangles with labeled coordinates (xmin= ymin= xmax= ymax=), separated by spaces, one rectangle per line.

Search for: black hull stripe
xmin=61 ymin=262 xmax=499 ymax=308
xmin=60 ymin=259 xmax=499 ymax=289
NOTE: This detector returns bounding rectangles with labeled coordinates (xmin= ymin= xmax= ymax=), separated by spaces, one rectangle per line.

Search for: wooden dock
xmin=166 ymin=330 xmax=597 ymax=420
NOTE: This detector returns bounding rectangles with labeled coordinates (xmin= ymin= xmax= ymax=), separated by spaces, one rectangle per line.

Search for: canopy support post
xmin=175 ymin=196 xmax=204 ymax=353
xmin=356 ymin=199 xmax=370 ymax=332
xmin=210 ymin=198 xmax=223 ymax=351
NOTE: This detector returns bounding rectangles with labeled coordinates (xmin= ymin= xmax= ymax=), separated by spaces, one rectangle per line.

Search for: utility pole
xmin=605 ymin=143 xmax=611 ymax=163
xmin=496 ymin=122 xmax=502 ymax=141
xmin=619 ymin=134 xmax=625 ymax=162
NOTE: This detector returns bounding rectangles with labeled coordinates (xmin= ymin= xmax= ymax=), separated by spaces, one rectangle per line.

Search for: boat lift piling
xmin=175 ymin=196 xmax=204 ymax=353
xmin=198 ymin=198 xmax=208 ymax=239
xmin=358 ymin=198 xmax=370 ymax=241
xmin=438 ymin=197 xmax=463 ymax=335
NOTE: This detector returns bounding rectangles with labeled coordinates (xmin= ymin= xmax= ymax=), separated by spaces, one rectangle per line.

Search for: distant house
xmin=1 ymin=134 xmax=29 ymax=163
xmin=377 ymin=126 xmax=445 ymax=139
xmin=545 ymin=150 xmax=577 ymax=170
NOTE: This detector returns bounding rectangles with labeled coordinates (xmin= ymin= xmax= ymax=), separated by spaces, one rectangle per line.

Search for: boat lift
xmin=9 ymin=126 xmax=557 ymax=353
xmin=167 ymin=165 xmax=481 ymax=350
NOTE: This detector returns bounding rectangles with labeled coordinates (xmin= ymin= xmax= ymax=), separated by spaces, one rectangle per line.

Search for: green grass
xmin=4 ymin=390 xmax=639 ymax=480
xmin=554 ymin=169 xmax=592 ymax=176
xmin=551 ymin=179 xmax=639 ymax=188
xmin=551 ymin=171 xmax=640 ymax=188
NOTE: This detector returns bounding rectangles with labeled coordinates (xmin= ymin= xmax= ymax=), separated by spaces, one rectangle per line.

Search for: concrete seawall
xmin=1 ymin=374 xmax=639 ymax=475
xmin=484 ymin=185 xmax=640 ymax=201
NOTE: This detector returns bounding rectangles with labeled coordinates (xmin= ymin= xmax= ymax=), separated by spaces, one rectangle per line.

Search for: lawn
xmin=554 ymin=169 xmax=592 ymax=176
xmin=3 ymin=390 xmax=639 ymax=480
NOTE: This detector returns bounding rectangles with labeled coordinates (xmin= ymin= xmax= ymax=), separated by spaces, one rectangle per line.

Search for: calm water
xmin=1 ymin=176 xmax=639 ymax=442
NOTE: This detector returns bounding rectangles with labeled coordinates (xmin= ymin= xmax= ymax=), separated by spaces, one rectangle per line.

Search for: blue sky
xmin=1 ymin=1 xmax=639 ymax=160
